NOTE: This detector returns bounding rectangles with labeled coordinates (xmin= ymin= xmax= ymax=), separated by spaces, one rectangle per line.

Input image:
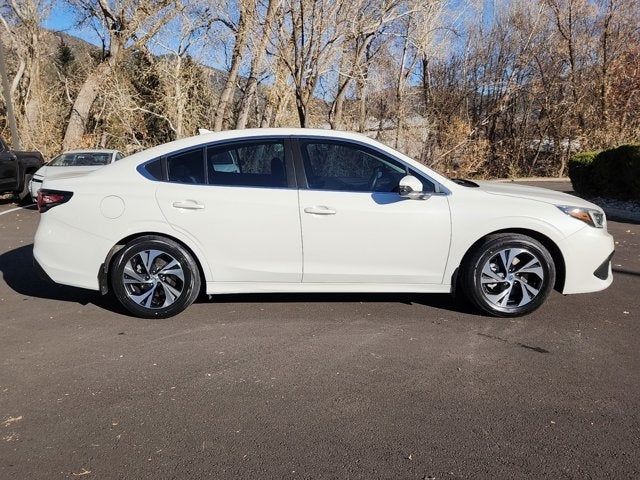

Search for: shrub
xmin=568 ymin=151 xmax=599 ymax=196
xmin=569 ymin=145 xmax=640 ymax=200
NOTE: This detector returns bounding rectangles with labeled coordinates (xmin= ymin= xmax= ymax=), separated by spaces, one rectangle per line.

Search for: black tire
xmin=460 ymin=233 xmax=555 ymax=317
xmin=110 ymin=235 xmax=201 ymax=318
xmin=17 ymin=173 xmax=34 ymax=204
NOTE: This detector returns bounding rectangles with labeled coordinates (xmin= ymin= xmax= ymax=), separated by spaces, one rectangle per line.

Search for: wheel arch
xmin=453 ymin=228 xmax=566 ymax=293
xmin=98 ymin=231 xmax=208 ymax=295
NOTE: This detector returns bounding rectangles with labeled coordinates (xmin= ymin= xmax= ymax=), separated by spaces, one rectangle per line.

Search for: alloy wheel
xmin=479 ymin=248 xmax=545 ymax=308
xmin=122 ymin=249 xmax=185 ymax=309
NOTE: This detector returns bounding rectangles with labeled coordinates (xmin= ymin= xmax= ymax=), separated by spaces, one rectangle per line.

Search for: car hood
xmin=474 ymin=181 xmax=601 ymax=210
xmin=34 ymin=165 xmax=104 ymax=180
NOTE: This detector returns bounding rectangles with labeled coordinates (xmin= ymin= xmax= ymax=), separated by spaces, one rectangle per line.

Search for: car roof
xmin=101 ymin=128 xmax=455 ymax=189
xmin=119 ymin=128 xmax=375 ymax=163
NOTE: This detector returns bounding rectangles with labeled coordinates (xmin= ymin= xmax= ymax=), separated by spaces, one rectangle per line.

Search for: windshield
xmin=49 ymin=152 xmax=112 ymax=167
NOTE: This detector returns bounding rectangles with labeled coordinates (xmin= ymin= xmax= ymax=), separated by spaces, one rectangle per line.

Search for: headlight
xmin=557 ymin=205 xmax=605 ymax=228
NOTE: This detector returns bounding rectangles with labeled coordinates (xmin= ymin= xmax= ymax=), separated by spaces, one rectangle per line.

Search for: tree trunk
xmin=213 ymin=8 xmax=252 ymax=132
xmin=62 ymin=60 xmax=113 ymax=150
xmin=236 ymin=0 xmax=280 ymax=129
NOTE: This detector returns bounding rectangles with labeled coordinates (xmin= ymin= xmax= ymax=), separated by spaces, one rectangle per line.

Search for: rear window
xmin=49 ymin=152 xmax=112 ymax=167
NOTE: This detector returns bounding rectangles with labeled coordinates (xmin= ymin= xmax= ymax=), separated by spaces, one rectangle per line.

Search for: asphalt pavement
xmin=0 ymin=184 xmax=639 ymax=479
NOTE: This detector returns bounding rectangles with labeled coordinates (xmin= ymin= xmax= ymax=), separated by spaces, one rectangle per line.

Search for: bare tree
xmin=212 ymin=0 xmax=255 ymax=131
xmin=62 ymin=0 xmax=180 ymax=149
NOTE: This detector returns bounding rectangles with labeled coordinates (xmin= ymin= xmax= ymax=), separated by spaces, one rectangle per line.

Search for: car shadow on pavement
xmin=201 ymin=292 xmax=480 ymax=316
xmin=0 ymin=244 xmax=127 ymax=315
xmin=0 ymin=244 xmax=479 ymax=317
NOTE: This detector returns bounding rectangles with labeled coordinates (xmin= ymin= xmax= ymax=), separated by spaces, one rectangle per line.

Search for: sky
xmin=40 ymin=0 xmax=496 ymax=75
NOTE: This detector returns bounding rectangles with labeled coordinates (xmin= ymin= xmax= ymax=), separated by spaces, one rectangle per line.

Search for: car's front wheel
xmin=110 ymin=236 xmax=201 ymax=318
xmin=460 ymin=233 xmax=556 ymax=317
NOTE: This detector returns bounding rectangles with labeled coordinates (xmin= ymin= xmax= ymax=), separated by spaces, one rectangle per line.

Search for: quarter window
xmin=167 ymin=149 xmax=205 ymax=184
xmin=207 ymin=141 xmax=287 ymax=188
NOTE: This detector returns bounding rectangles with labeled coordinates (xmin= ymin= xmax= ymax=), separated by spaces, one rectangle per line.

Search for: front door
xmin=296 ymin=139 xmax=451 ymax=284
xmin=155 ymin=139 xmax=302 ymax=283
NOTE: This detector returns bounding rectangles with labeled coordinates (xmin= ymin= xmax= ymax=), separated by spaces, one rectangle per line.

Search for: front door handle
xmin=172 ymin=200 xmax=205 ymax=210
xmin=304 ymin=205 xmax=336 ymax=215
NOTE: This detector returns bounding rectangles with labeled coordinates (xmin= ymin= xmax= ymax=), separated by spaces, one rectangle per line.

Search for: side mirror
xmin=399 ymin=175 xmax=429 ymax=200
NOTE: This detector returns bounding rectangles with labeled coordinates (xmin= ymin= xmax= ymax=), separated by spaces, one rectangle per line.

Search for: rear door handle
xmin=172 ymin=200 xmax=205 ymax=210
xmin=304 ymin=205 xmax=336 ymax=215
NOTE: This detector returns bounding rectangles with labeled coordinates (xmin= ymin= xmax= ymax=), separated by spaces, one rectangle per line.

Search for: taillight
xmin=37 ymin=189 xmax=73 ymax=213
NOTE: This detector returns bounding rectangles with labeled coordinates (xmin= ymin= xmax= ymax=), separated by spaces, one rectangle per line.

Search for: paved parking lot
xmin=1 ymin=185 xmax=639 ymax=479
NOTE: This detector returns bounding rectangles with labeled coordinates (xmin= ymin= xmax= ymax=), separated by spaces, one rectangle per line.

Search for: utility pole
xmin=0 ymin=34 xmax=21 ymax=150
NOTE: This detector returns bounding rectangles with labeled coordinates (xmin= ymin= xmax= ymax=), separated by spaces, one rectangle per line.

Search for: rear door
xmin=155 ymin=138 xmax=303 ymax=283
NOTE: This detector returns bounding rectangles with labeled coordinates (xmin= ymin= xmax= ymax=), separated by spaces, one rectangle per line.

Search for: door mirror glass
xmin=399 ymin=175 xmax=429 ymax=199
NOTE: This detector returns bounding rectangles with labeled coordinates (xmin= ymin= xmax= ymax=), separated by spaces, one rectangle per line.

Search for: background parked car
xmin=0 ymin=136 xmax=45 ymax=203
xmin=29 ymin=149 xmax=125 ymax=201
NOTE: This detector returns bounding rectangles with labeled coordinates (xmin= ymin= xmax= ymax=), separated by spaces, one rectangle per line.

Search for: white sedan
xmin=29 ymin=149 xmax=125 ymax=201
xmin=33 ymin=129 xmax=614 ymax=318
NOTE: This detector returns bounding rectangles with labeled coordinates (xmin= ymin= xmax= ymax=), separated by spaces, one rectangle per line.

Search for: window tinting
xmin=142 ymin=159 xmax=163 ymax=180
xmin=302 ymin=141 xmax=435 ymax=193
xmin=301 ymin=142 xmax=406 ymax=193
xmin=207 ymin=141 xmax=287 ymax=188
xmin=167 ymin=149 xmax=205 ymax=184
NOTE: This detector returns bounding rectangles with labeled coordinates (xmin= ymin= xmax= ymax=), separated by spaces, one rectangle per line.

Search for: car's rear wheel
xmin=111 ymin=236 xmax=201 ymax=318
xmin=460 ymin=233 xmax=555 ymax=317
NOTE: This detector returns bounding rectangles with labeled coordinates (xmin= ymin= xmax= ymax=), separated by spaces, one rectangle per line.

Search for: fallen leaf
xmin=71 ymin=469 xmax=91 ymax=476
xmin=2 ymin=416 xmax=23 ymax=427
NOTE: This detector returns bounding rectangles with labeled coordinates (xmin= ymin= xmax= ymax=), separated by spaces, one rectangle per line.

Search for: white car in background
xmin=29 ymin=149 xmax=125 ymax=201
xmin=33 ymin=129 xmax=614 ymax=319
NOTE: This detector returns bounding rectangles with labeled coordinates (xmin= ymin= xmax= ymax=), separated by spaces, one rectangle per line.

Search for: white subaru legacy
xmin=33 ymin=129 xmax=614 ymax=318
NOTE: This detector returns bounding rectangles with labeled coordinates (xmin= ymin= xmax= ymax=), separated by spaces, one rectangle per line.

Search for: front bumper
xmin=559 ymin=226 xmax=614 ymax=294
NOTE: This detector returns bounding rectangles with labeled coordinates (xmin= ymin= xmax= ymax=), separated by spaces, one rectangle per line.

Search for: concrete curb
xmin=495 ymin=177 xmax=570 ymax=183
xmin=600 ymin=207 xmax=640 ymax=223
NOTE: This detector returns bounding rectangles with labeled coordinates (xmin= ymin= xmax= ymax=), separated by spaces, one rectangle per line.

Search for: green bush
xmin=569 ymin=145 xmax=640 ymax=200
xmin=591 ymin=144 xmax=640 ymax=200
xmin=568 ymin=151 xmax=599 ymax=196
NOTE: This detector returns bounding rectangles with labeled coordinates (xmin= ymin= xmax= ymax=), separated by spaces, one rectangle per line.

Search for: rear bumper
xmin=33 ymin=213 xmax=112 ymax=291
xmin=559 ymin=227 xmax=614 ymax=294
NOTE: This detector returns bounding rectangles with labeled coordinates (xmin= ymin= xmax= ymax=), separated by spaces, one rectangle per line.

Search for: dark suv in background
xmin=0 ymin=136 xmax=44 ymax=203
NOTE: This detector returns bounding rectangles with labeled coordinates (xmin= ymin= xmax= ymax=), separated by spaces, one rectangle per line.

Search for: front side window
xmin=301 ymin=141 xmax=412 ymax=193
xmin=167 ymin=149 xmax=205 ymax=184
xmin=207 ymin=141 xmax=287 ymax=188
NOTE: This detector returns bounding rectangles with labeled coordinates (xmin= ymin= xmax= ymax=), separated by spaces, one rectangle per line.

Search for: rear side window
xmin=141 ymin=159 xmax=163 ymax=180
xmin=167 ymin=149 xmax=205 ymax=184
xmin=207 ymin=141 xmax=287 ymax=188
